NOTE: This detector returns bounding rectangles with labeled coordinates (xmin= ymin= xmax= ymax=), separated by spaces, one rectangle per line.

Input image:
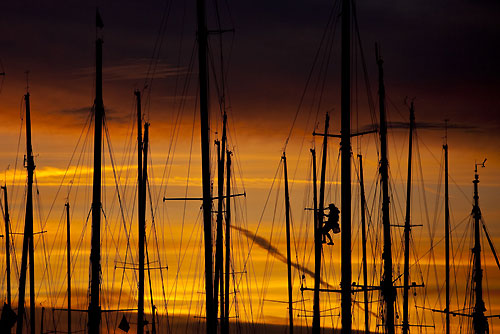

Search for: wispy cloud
xmin=74 ymin=59 xmax=188 ymax=81
xmin=360 ymin=121 xmax=481 ymax=132
xmin=231 ymin=225 xmax=334 ymax=288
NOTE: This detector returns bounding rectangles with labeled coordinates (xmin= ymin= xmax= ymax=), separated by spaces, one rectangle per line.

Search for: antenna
xmin=25 ymin=70 xmax=30 ymax=93
xmin=444 ymin=119 xmax=449 ymax=145
xmin=475 ymin=158 xmax=487 ymax=173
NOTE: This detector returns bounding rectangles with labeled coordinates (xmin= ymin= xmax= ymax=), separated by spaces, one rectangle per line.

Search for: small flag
xmin=118 ymin=315 xmax=130 ymax=332
xmin=96 ymin=8 xmax=104 ymax=29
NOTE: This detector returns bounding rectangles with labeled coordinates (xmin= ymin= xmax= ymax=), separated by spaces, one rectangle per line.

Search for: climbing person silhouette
xmin=322 ymin=203 xmax=340 ymax=245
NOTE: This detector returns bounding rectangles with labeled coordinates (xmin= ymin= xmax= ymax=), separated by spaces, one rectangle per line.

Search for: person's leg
xmin=326 ymin=232 xmax=334 ymax=245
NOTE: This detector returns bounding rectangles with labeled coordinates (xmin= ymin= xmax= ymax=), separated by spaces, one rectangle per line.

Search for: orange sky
xmin=1 ymin=1 xmax=500 ymax=333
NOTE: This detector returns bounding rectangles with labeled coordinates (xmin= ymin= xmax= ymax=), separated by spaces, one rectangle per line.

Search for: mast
xmin=472 ymin=165 xmax=487 ymax=334
xmin=310 ymin=148 xmax=318 ymax=334
xmin=136 ymin=90 xmax=145 ymax=334
xmin=340 ymin=0 xmax=352 ymax=330
xmin=312 ymin=114 xmax=329 ymax=334
xmin=402 ymin=102 xmax=415 ymax=334
xmin=358 ymin=155 xmax=369 ymax=334
xmin=224 ymin=150 xmax=231 ymax=334
xmin=282 ymin=153 xmax=294 ymax=334
xmin=66 ymin=202 xmax=72 ymax=334
xmin=196 ymin=0 xmax=215 ymax=332
xmin=444 ymin=134 xmax=450 ymax=334
xmin=88 ymin=14 xmax=104 ymax=332
xmin=2 ymin=185 xmax=11 ymax=307
xmin=214 ymin=112 xmax=227 ymax=328
xmin=376 ymin=45 xmax=395 ymax=334
xmin=16 ymin=91 xmax=36 ymax=334
xmin=141 ymin=123 xmax=149 ymax=334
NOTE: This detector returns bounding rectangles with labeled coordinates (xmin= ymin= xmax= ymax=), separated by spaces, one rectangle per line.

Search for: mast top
xmin=25 ymin=70 xmax=30 ymax=94
xmin=475 ymin=159 xmax=487 ymax=174
xmin=444 ymin=119 xmax=449 ymax=147
xmin=96 ymin=8 xmax=104 ymax=40
xmin=96 ymin=8 xmax=104 ymax=29
xmin=375 ymin=43 xmax=383 ymax=64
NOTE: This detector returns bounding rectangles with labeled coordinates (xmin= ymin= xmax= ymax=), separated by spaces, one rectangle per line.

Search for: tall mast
xmin=282 ymin=153 xmax=294 ymax=334
xmin=88 ymin=12 xmax=104 ymax=332
xmin=376 ymin=45 xmax=395 ymax=334
xmin=224 ymin=150 xmax=232 ymax=334
xmin=136 ymin=90 xmax=145 ymax=334
xmin=358 ymin=155 xmax=370 ymax=334
xmin=312 ymin=114 xmax=329 ymax=334
xmin=16 ymin=91 xmax=36 ymax=334
xmin=310 ymin=148 xmax=318 ymax=334
xmin=141 ymin=123 xmax=150 ymax=334
xmin=472 ymin=165 xmax=488 ymax=334
xmin=340 ymin=0 xmax=352 ymax=330
xmin=196 ymin=0 xmax=215 ymax=332
xmin=2 ymin=185 xmax=11 ymax=307
xmin=66 ymin=202 xmax=72 ymax=334
xmin=402 ymin=102 xmax=415 ymax=334
xmin=444 ymin=132 xmax=450 ymax=334
xmin=214 ymin=112 xmax=227 ymax=329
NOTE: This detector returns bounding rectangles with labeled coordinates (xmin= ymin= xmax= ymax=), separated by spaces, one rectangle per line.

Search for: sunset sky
xmin=0 ymin=1 xmax=499 ymax=333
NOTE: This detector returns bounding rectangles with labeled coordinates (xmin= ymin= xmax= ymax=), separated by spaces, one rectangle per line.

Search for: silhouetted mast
xmin=16 ymin=91 xmax=36 ymax=334
xmin=340 ymin=0 xmax=352 ymax=330
xmin=282 ymin=153 xmax=294 ymax=334
xmin=402 ymin=102 xmax=415 ymax=334
xmin=66 ymin=202 xmax=72 ymax=334
xmin=358 ymin=155 xmax=370 ymax=334
xmin=214 ymin=112 xmax=227 ymax=329
xmin=142 ymin=123 xmax=150 ymax=333
xmin=312 ymin=114 xmax=329 ymax=334
xmin=224 ymin=150 xmax=232 ymax=334
xmin=376 ymin=45 xmax=395 ymax=334
xmin=196 ymin=0 xmax=215 ymax=332
xmin=310 ymin=147 xmax=318 ymax=334
xmin=443 ymin=132 xmax=450 ymax=334
xmin=2 ymin=185 xmax=11 ymax=307
xmin=136 ymin=90 xmax=146 ymax=334
xmin=472 ymin=163 xmax=488 ymax=334
xmin=88 ymin=11 xmax=104 ymax=333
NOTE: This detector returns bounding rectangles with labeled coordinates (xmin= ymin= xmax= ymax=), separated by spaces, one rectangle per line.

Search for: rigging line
xmin=353 ymin=1 xmax=378 ymax=139
xmin=103 ymin=117 xmax=138 ymax=285
xmin=284 ymin=7 xmax=341 ymax=206
xmin=150 ymin=39 xmax=197 ymax=225
xmin=167 ymin=209 xmax=203 ymax=327
xmin=418 ymin=138 xmax=470 ymax=204
xmin=33 ymin=174 xmax=55 ymax=309
xmin=142 ymin=0 xmax=173 ymax=119
xmin=10 ymin=95 xmax=24 ymax=205
xmin=235 ymin=159 xmax=282 ymax=287
xmin=257 ymin=163 xmax=283 ymax=321
xmin=415 ymin=133 xmax=442 ymax=304
xmin=282 ymin=1 xmax=338 ymax=151
xmin=182 ymin=212 xmax=202 ymax=333
xmin=259 ymin=162 xmax=285 ymax=321
xmin=481 ymin=218 xmax=500 ymax=272
xmin=142 ymin=0 xmax=170 ymax=85
xmin=146 ymin=175 xmax=170 ymax=331
xmin=231 ymin=171 xmax=256 ymax=329
xmin=41 ymin=111 xmax=93 ymax=229
xmin=165 ymin=0 xmax=188 ymax=125
xmin=213 ymin=0 xmax=230 ymax=118
xmin=170 ymin=99 xmax=197 ymax=321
